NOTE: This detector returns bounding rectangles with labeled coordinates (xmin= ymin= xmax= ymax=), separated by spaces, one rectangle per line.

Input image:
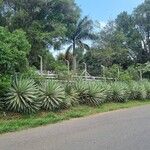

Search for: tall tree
xmin=66 ymin=16 xmax=95 ymax=71
xmin=133 ymin=0 xmax=150 ymax=63
xmin=115 ymin=11 xmax=142 ymax=63
xmin=94 ymin=21 xmax=132 ymax=68
xmin=0 ymin=0 xmax=80 ymax=69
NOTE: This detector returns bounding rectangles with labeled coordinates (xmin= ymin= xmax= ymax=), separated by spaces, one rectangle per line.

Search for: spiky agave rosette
xmin=38 ymin=80 xmax=65 ymax=111
xmin=5 ymin=78 xmax=41 ymax=114
xmin=108 ymin=82 xmax=130 ymax=102
xmin=74 ymin=80 xmax=107 ymax=106
xmin=64 ymin=83 xmax=79 ymax=107
xmin=129 ymin=81 xmax=147 ymax=100
xmin=140 ymin=80 xmax=150 ymax=99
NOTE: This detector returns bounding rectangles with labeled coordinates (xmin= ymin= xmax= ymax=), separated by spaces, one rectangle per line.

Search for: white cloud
xmin=99 ymin=21 xmax=107 ymax=28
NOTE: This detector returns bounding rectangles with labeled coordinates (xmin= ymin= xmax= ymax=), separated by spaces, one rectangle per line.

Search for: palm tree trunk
xmin=72 ymin=40 xmax=77 ymax=72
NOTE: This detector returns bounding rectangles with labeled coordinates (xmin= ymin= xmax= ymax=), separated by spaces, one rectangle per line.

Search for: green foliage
xmin=119 ymin=71 xmax=133 ymax=82
xmin=104 ymin=65 xmax=121 ymax=79
xmin=74 ymin=81 xmax=106 ymax=106
xmin=86 ymin=1 xmax=150 ymax=74
xmin=21 ymin=67 xmax=39 ymax=78
xmin=66 ymin=16 xmax=95 ymax=70
xmin=38 ymin=80 xmax=65 ymax=111
xmin=5 ymin=78 xmax=41 ymax=114
xmin=129 ymin=81 xmax=147 ymax=100
xmin=133 ymin=0 xmax=150 ymax=63
xmin=0 ymin=75 xmax=11 ymax=111
xmin=64 ymin=83 xmax=79 ymax=107
xmin=95 ymin=21 xmax=131 ymax=67
xmin=0 ymin=27 xmax=31 ymax=75
xmin=0 ymin=75 xmax=11 ymax=97
xmin=102 ymin=64 xmax=149 ymax=81
xmin=126 ymin=66 xmax=140 ymax=81
xmin=141 ymin=80 xmax=150 ymax=99
xmin=108 ymin=82 xmax=130 ymax=103
xmin=0 ymin=0 xmax=80 ymax=69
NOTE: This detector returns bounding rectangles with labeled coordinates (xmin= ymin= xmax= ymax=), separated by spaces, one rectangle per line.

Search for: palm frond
xmin=77 ymin=41 xmax=90 ymax=50
xmin=77 ymin=32 xmax=97 ymax=41
xmin=73 ymin=16 xmax=94 ymax=40
xmin=66 ymin=44 xmax=73 ymax=53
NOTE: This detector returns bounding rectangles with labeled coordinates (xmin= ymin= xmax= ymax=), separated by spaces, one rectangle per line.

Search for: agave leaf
xmin=39 ymin=80 xmax=65 ymax=111
xmin=5 ymin=78 xmax=41 ymax=114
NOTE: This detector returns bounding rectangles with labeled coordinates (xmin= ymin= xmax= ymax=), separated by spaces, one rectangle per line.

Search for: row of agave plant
xmin=1 ymin=78 xmax=150 ymax=114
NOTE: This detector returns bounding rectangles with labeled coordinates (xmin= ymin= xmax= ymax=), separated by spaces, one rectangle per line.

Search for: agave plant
xmin=86 ymin=82 xmax=107 ymax=106
xmin=74 ymin=81 xmax=106 ymax=106
xmin=108 ymin=82 xmax=129 ymax=102
xmin=74 ymin=80 xmax=88 ymax=104
xmin=140 ymin=80 xmax=150 ymax=99
xmin=96 ymin=81 xmax=111 ymax=102
xmin=5 ymin=78 xmax=41 ymax=114
xmin=129 ymin=81 xmax=147 ymax=100
xmin=38 ymin=80 xmax=65 ymax=111
xmin=64 ymin=83 xmax=79 ymax=107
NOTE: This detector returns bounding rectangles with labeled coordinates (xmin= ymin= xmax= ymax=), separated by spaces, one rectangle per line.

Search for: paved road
xmin=1 ymin=105 xmax=150 ymax=150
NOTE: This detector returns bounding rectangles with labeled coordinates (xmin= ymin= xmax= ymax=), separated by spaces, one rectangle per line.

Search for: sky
xmin=76 ymin=0 xmax=144 ymax=26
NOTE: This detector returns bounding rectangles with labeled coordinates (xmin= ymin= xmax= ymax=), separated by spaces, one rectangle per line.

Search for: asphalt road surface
xmin=1 ymin=105 xmax=150 ymax=150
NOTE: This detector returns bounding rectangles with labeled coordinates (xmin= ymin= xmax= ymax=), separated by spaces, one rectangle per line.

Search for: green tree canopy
xmin=0 ymin=0 xmax=80 ymax=69
xmin=133 ymin=0 xmax=150 ymax=63
xmin=0 ymin=27 xmax=31 ymax=75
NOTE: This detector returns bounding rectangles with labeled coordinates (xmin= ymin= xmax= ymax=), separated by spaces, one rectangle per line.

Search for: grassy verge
xmin=0 ymin=100 xmax=150 ymax=134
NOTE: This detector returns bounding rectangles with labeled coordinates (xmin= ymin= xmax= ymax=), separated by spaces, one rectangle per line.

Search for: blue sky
xmin=76 ymin=0 xmax=144 ymax=24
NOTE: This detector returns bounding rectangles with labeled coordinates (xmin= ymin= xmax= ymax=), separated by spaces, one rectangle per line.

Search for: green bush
xmin=38 ymin=80 xmax=65 ymax=111
xmin=0 ymin=75 xmax=11 ymax=110
xmin=74 ymin=81 xmax=106 ymax=106
xmin=119 ymin=71 xmax=133 ymax=82
xmin=129 ymin=81 xmax=147 ymax=100
xmin=0 ymin=75 xmax=11 ymax=97
xmin=141 ymin=80 xmax=150 ymax=99
xmin=108 ymin=82 xmax=129 ymax=102
xmin=5 ymin=77 xmax=41 ymax=114
xmin=65 ymin=83 xmax=79 ymax=107
xmin=97 ymin=81 xmax=111 ymax=102
xmin=21 ymin=67 xmax=45 ymax=85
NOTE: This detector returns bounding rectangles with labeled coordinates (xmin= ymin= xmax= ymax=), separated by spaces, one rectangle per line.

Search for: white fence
xmin=38 ymin=71 xmax=115 ymax=81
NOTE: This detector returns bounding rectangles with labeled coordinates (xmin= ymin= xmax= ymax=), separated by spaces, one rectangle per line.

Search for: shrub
xmin=64 ymin=83 xmax=79 ymax=107
xmin=0 ymin=75 xmax=11 ymax=111
xmin=96 ymin=81 xmax=111 ymax=102
xmin=5 ymin=77 xmax=41 ymax=114
xmin=38 ymin=80 xmax=65 ymax=111
xmin=141 ymin=80 xmax=150 ymax=99
xmin=0 ymin=102 xmax=2 ymax=111
xmin=74 ymin=81 xmax=106 ymax=106
xmin=129 ymin=81 xmax=147 ymax=100
xmin=108 ymin=82 xmax=129 ymax=102
xmin=0 ymin=75 xmax=11 ymax=97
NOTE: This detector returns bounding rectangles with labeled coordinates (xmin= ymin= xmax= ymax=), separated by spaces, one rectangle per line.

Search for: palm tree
xmin=67 ymin=16 xmax=95 ymax=72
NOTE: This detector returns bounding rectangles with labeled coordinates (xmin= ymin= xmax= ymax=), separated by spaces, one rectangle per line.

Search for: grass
xmin=0 ymin=100 xmax=150 ymax=134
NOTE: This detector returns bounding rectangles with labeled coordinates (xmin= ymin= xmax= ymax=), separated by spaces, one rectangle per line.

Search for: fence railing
xmin=39 ymin=72 xmax=115 ymax=82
